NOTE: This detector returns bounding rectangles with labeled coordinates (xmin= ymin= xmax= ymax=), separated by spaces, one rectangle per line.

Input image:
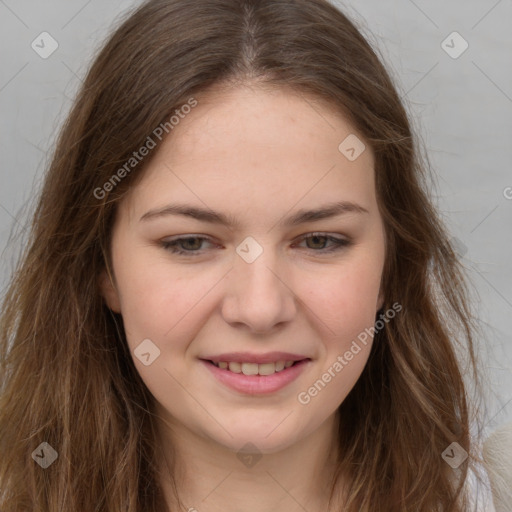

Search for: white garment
xmin=482 ymin=422 xmax=512 ymax=512
xmin=466 ymin=463 xmax=497 ymax=512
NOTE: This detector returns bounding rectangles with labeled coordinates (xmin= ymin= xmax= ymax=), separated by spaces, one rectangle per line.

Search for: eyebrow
xmin=139 ymin=200 xmax=369 ymax=228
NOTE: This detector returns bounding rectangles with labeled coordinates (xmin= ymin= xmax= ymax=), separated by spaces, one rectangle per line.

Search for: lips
xmin=201 ymin=358 xmax=311 ymax=394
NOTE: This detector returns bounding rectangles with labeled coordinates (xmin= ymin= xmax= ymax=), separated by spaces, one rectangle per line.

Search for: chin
xmin=210 ymin=424 xmax=303 ymax=456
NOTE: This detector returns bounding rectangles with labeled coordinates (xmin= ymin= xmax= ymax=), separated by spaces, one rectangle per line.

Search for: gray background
xmin=1 ymin=0 xmax=511 ymax=435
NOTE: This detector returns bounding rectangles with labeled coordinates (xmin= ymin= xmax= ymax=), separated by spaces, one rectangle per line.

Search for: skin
xmin=100 ymin=83 xmax=386 ymax=512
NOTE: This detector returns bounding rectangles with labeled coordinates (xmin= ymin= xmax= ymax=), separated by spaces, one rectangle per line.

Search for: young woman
xmin=0 ymin=0 xmax=494 ymax=510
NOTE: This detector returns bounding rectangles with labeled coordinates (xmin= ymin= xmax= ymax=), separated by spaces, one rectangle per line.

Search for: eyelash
xmin=160 ymin=233 xmax=351 ymax=256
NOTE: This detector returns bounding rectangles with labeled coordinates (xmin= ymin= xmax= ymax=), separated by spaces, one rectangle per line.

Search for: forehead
xmin=170 ymin=84 xmax=368 ymax=164
xmin=120 ymin=84 xmax=377 ymax=223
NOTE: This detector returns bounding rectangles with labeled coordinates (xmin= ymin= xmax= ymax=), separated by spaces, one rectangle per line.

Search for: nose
xmin=220 ymin=247 xmax=297 ymax=334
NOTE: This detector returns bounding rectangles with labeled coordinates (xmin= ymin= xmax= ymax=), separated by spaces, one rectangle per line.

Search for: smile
xmin=210 ymin=360 xmax=297 ymax=375
xmin=201 ymin=359 xmax=311 ymax=394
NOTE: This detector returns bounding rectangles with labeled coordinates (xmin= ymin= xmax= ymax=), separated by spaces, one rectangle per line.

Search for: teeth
xmin=228 ymin=362 xmax=242 ymax=373
xmin=258 ymin=363 xmax=278 ymax=376
xmin=275 ymin=361 xmax=285 ymax=372
xmin=212 ymin=360 xmax=299 ymax=375
xmin=241 ymin=363 xmax=259 ymax=376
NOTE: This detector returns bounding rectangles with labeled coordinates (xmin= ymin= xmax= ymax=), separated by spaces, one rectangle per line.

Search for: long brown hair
xmin=0 ymin=0 xmax=489 ymax=510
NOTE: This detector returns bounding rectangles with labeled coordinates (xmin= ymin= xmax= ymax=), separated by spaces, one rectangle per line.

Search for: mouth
xmin=201 ymin=358 xmax=310 ymax=376
xmin=200 ymin=358 xmax=312 ymax=394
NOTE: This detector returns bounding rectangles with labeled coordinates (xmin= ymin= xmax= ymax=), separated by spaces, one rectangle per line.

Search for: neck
xmin=155 ymin=410 xmax=344 ymax=512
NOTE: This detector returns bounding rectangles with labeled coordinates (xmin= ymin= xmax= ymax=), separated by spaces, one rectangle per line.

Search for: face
xmin=100 ymin=84 xmax=386 ymax=455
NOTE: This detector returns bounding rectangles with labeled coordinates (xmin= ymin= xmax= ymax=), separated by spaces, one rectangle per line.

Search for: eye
xmin=160 ymin=236 xmax=215 ymax=256
xmin=293 ymin=232 xmax=351 ymax=254
xmin=160 ymin=233 xmax=351 ymax=257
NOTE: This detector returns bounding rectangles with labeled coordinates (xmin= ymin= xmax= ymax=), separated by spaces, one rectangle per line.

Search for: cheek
xmin=112 ymin=251 xmax=198 ymax=345
xmin=114 ymin=258 xmax=231 ymax=366
xmin=300 ymin=259 xmax=382 ymax=340
xmin=113 ymin=261 xmax=210 ymax=398
xmin=298 ymin=269 xmax=376 ymax=408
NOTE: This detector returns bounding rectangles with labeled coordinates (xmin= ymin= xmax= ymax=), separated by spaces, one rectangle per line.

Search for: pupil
xmin=185 ymin=237 xmax=200 ymax=249
xmin=310 ymin=235 xmax=325 ymax=248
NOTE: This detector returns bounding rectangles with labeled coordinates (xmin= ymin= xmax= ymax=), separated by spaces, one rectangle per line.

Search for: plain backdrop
xmin=0 ymin=0 xmax=511 ymax=438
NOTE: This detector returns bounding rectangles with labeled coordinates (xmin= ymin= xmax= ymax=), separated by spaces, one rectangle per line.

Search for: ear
xmin=99 ymin=268 xmax=122 ymax=313
xmin=376 ymin=287 xmax=385 ymax=312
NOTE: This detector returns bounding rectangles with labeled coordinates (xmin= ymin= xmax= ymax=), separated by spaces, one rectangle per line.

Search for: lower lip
xmin=200 ymin=359 xmax=311 ymax=395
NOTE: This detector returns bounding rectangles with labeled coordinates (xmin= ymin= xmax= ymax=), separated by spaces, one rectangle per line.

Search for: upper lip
xmin=201 ymin=352 xmax=310 ymax=364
